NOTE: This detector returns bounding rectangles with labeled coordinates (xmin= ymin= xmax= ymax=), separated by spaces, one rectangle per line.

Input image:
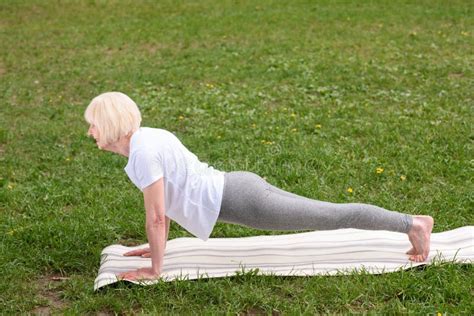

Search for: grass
xmin=1 ymin=0 xmax=473 ymax=314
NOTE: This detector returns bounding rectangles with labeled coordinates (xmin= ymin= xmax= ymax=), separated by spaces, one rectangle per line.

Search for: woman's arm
xmin=143 ymin=177 xmax=167 ymax=275
xmin=118 ymin=178 xmax=167 ymax=280
xmin=123 ymin=214 xmax=171 ymax=257
xmin=122 ymin=213 xmax=171 ymax=260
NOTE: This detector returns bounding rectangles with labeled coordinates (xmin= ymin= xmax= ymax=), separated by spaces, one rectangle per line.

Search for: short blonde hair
xmin=84 ymin=92 xmax=142 ymax=145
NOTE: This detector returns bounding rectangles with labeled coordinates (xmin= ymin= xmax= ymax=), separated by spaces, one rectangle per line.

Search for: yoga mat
xmin=94 ymin=226 xmax=473 ymax=290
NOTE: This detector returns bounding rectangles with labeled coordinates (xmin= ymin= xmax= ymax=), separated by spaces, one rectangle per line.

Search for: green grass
xmin=1 ymin=0 xmax=473 ymax=314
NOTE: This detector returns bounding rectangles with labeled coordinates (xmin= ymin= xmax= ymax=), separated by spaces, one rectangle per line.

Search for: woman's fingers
xmin=123 ymin=250 xmax=139 ymax=256
xmin=123 ymin=248 xmax=150 ymax=256
xmin=117 ymin=272 xmax=130 ymax=280
xmin=117 ymin=268 xmax=159 ymax=281
xmin=118 ymin=270 xmax=140 ymax=280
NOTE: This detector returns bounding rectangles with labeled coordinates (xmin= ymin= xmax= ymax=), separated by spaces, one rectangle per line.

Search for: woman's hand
xmin=123 ymin=247 xmax=151 ymax=258
xmin=117 ymin=267 xmax=161 ymax=281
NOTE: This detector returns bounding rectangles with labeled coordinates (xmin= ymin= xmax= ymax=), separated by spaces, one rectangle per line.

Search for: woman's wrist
xmin=151 ymin=265 xmax=161 ymax=274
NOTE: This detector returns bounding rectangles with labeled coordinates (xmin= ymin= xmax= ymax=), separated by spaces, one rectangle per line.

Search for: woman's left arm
xmin=118 ymin=178 xmax=167 ymax=281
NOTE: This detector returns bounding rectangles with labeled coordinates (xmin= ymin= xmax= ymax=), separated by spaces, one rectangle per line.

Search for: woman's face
xmin=87 ymin=124 xmax=120 ymax=153
xmin=87 ymin=124 xmax=103 ymax=148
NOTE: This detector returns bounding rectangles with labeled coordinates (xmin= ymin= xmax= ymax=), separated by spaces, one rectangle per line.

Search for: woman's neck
xmin=101 ymin=132 xmax=134 ymax=157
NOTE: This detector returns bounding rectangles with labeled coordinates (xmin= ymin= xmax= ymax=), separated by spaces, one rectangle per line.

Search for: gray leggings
xmin=218 ymin=171 xmax=412 ymax=233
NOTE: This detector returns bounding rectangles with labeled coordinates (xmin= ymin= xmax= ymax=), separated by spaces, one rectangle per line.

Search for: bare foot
xmin=406 ymin=215 xmax=434 ymax=262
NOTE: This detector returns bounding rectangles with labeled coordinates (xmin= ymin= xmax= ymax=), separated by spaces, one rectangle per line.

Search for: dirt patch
xmin=32 ymin=306 xmax=51 ymax=316
xmin=240 ymin=307 xmax=281 ymax=316
xmin=448 ymin=72 xmax=464 ymax=79
xmin=117 ymin=237 xmax=144 ymax=247
xmin=103 ymin=42 xmax=169 ymax=57
xmin=32 ymin=274 xmax=70 ymax=315
xmin=140 ymin=42 xmax=170 ymax=54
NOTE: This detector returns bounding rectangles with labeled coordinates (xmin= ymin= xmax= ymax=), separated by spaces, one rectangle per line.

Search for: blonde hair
xmin=84 ymin=92 xmax=142 ymax=145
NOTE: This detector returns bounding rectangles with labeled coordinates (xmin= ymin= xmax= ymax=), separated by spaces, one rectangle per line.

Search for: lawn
xmin=1 ymin=0 xmax=473 ymax=314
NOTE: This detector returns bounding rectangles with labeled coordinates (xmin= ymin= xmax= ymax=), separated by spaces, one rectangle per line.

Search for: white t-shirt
xmin=124 ymin=127 xmax=226 ymax=241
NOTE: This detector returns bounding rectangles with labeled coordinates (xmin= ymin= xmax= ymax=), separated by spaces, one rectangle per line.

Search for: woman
xmin=85 ymin=92 xmax=434 ymax=281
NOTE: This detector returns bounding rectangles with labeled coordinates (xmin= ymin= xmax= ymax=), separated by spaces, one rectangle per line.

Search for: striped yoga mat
xmin=95 ymin=226 xmax=473 ymax=290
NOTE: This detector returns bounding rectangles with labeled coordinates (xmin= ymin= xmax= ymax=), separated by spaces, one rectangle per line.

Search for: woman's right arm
xmin=123 ymin=215 xmax=170 ymax=258
xmin=117 ymin=179 xmax=166 ymax=280
xmin=142 ymin=177 xmax=168 ymax=276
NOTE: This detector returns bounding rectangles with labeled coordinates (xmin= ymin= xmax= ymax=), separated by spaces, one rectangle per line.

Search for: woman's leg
xmin=219 ymin=171 xmax=412 ymax=233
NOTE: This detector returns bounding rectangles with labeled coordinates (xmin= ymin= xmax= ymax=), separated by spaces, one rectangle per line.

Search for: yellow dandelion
xmin=217 ymin=135 xmax=221 ymax=139
xmin=400 ymin=175 xmax=406 ymax=181
xmin=315 ymin=124 xmax=322 ymax=129
xmin=7 ymin=184 xmax=13 ymax=190
xmin=205 ymin=83 xmax=214 ymax=88
xmin=178 ymin=115 xmax=184 ymax=120
xmin=376 ymin=167 xmax=384 ymax=174
xmin=65 ymin=157 xmax=71 ymax=162
xmin=290 ymin=113 xmax=297 ymax=118
xmin=347 ymin=187 xmax=353 ymax=193
xmin=251 ymin=123 xmax=256 ymax=128
xmin=291 ymin=128 xmax=297 ymax=132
